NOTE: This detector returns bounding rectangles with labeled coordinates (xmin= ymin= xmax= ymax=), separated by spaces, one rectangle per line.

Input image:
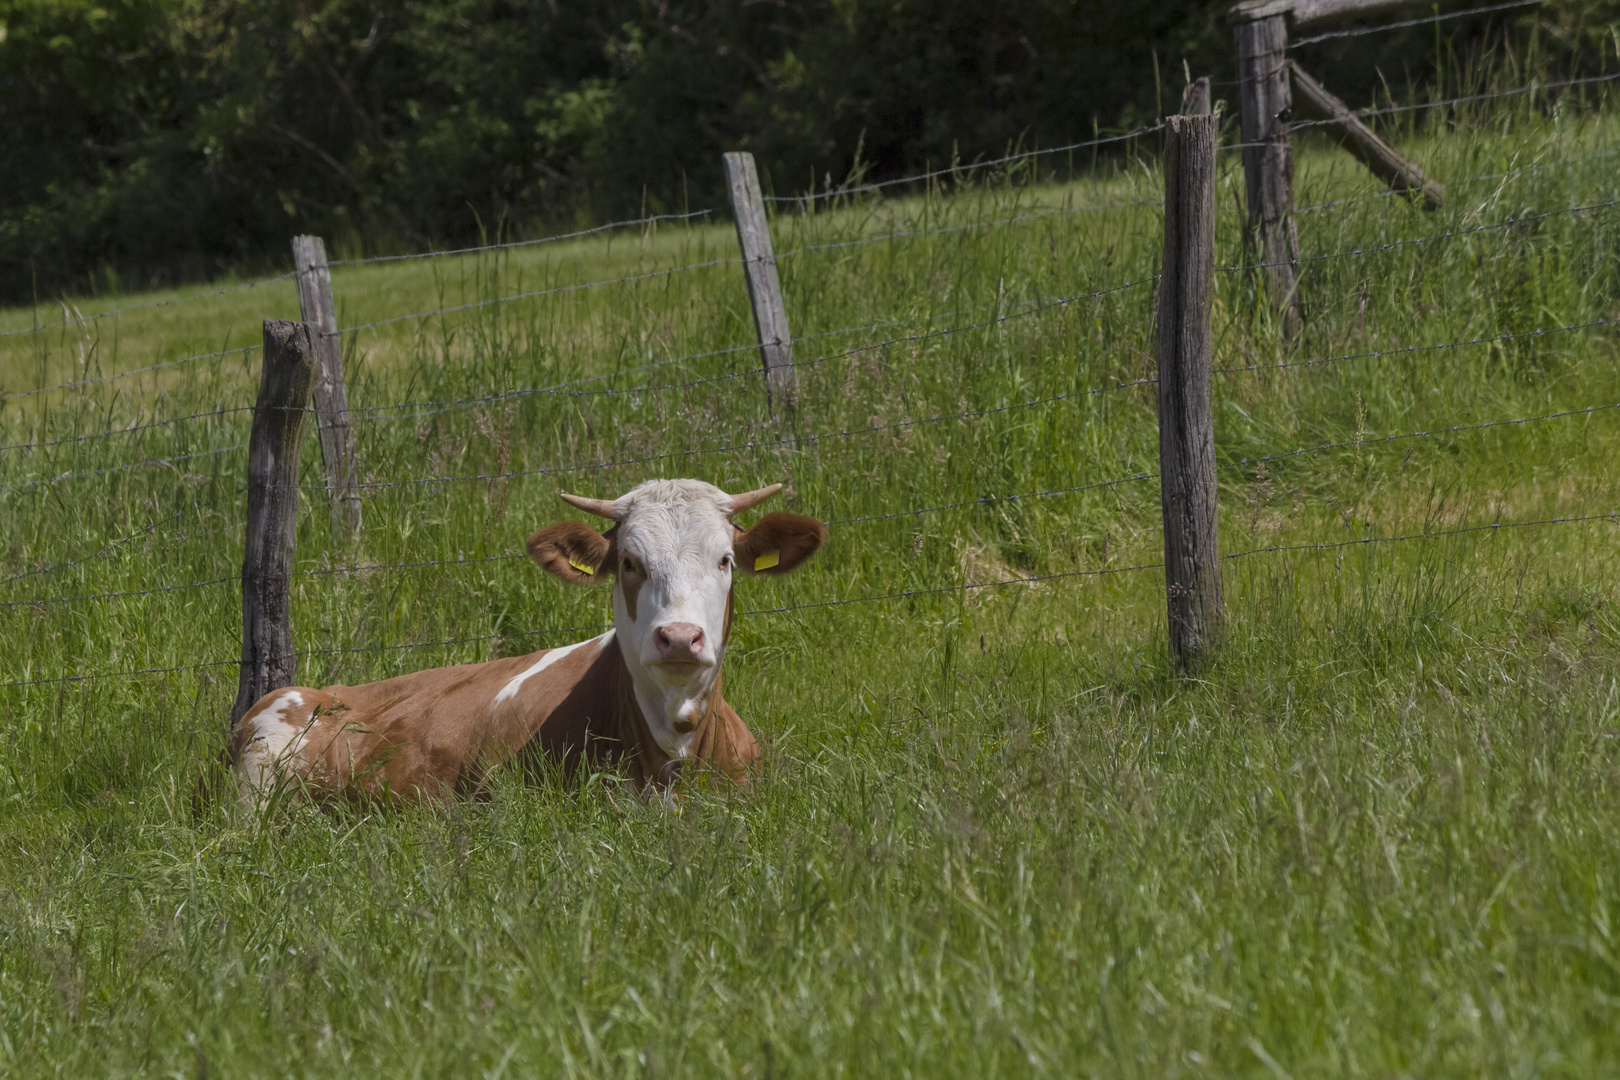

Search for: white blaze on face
xmin=609 ymin=480 xmax=738 ymax=757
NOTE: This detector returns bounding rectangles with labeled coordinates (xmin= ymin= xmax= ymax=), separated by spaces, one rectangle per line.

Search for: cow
xmin=223 ymin=479 xmax=826 ymax=809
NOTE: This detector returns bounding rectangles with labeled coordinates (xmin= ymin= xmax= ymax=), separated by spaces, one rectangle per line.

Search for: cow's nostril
xmin=655 ymin=622 xmax=706 ymax=662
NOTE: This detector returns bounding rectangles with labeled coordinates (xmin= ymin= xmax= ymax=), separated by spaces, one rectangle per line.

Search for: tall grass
xmin=2 ymin=87 xmax=1619 ymax=1076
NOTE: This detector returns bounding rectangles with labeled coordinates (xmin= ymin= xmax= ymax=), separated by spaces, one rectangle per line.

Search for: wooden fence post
xmin=1157 ymin=114 xmax=1224 ymax=672
xmin=1232 ymin=9 xmax=1302 ymax=335
xmin=291 ymin=235 xmax=363 ymax=539
xmin=230 ymin=320 xmax=318 ymax=727
xmin=722 ymin=152 xmax=796 ymax=412
xmin=1182 ymin=76 xmax=1212 ymax=116
xmin=1288 ymin=60 xmax=1445 ymax=209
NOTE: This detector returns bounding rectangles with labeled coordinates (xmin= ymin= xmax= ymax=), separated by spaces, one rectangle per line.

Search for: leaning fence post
xmin=1232 ymin=6 xmax=1302 ymax=335
xmin=1157 ymin=113 xmax=1224 ymax=672
xmin=1288 ymin=60 xmax=1445 ymax=209
xmin=230 ymin=320 xmax=318 ymax=727
xmin=291 ymin=235 xmax=363 ymax=539
xmin=722 ymin=152 xmax=796 ymax=412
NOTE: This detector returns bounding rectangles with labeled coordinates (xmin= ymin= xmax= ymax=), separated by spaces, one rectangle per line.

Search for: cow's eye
xmin=623 ymin=557 xmax=635 ymax=573
xmin=720 ymin=553 xmax=733 ymax=570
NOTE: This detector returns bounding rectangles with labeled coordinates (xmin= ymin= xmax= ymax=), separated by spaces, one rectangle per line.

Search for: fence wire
xmin=1290 ymin=0 xmax=1544 ymax=48
xmin=0 ymin=406 xmax=256 ymax=456
xmin=8 ymin=504 xmax=1617 ymax=688
xmin=331 ymin=257 xmax=739 ymax=337
xmin=0 ymin=275 xmax=295 ymax=341
xmin=344 ymin=312 xmax=962 ymax=424
xmin=773 ymin=199 xmax=1163 ymax=261
xmin=1296 ymin=146 xmax=1620 ymax=214
xmin=763 ymin=125 xmax=1166 ymax=205
xmin=0 ymin=343 xmax=259 ymax=404
xmin=1 ymin=443 xmax=246 ymax=493
xmin=14 ymin=381 xmax=1612 ymax=608
xmin=1217 ymin=318 xmax=1611 ymax=378
xmin=1224 ymin=510 xmax=1619 ymax=562
xmin=1290 ymin=70 xmax=1620 ymax=132
xmin=324 ymin=211 xmax=715 ymax=268
xmin=1218 ymin=198 xmax=1620 ymax=274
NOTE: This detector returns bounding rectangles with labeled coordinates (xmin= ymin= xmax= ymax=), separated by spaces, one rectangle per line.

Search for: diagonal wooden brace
xmin=1288 ymin=59 xmax=1445 ymax=210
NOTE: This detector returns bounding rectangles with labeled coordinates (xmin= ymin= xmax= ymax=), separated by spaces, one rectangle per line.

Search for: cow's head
xmin=527 ymin=480 xmax=825 ymax=744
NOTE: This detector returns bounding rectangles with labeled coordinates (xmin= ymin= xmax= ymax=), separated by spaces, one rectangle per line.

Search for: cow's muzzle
xmin=652 ymin=622 xmax=709 ymax=668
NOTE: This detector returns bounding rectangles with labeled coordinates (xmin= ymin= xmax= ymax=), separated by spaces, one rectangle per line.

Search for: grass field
xmin=3 ymin=90 xmax=1620 ymax=1076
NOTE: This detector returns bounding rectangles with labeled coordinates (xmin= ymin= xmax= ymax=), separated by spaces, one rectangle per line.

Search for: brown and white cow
xmin=225 ymin=479 xmax=825 ymax=808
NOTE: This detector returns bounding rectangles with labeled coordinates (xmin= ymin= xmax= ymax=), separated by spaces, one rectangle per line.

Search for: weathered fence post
xmin=230 ymin=320 xmax=318 ymax=727
xmin=1157 ymin=113 xmax=1224 ymax=672
xmin=1182 ymin=76 xmax=1212 ymax=116
xmin=291 ymin=235 xmax=363 ymax=539
xmin=1288 ymin=60 xmax=1445 ymax=209
xmin=722 ymin=152 xmax=796 ymax=412
xmin=1231 ymin=5 xmax=1302 ymax=335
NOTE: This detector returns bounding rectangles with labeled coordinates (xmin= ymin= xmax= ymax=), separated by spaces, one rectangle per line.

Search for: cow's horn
xmin=558 ymin=491 xmax=622 ymax=520
xmin=727 ymin=483 xmax=783 ymax=514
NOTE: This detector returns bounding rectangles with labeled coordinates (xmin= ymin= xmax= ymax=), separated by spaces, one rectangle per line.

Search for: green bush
xmin=0 ymin=0 xmax=1613 ymax=301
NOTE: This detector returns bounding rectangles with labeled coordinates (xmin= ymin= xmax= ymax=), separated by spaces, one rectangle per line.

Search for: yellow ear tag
xmin=754 ymin=550 xmax=780 ymax=572
xmin=567 ymin=557 xmax=595 ymax=576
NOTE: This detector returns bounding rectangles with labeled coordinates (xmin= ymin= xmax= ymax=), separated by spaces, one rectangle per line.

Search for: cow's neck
xmin=618 ymin=648 xmax=722 ymax=761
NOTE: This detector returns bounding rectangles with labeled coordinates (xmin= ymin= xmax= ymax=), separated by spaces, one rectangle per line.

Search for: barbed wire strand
xmin=324 ymin=211 xmax=715 ymax=268
xmin=0 ymin=505 xmax=193 ymax=587
xmin=1226 ymin=400 xmax=1620 ymax=472
xmin=0 ymin=405 xmax=256 ymax=456
xmin=0 ymin=574 xmax=235 ymax=610
xmin=1296 ymin=146 xmax=1620 ymax=214
xmin=1224 ymin=510 xmax=1618 ymax=562
xmin=0 ymin=344 xmax=259 ymax=404
xmin=1291 ymin=0 xmax=1544 ymax=48
xmin=774 ymin=199 xmax=1163 ymax=260
xmin=1290 ymin=70 xmax=1620 ymax=132
xmin=1218 ymin=198 xmax=1620 ymax=273
xmin=762 ymin=125 xmax=1167 ymax=205
xmin=343 ymin=290 xmax=1159 ymax=492
xmin=21 ymin=387 xmax=1612 ymax=604
xmin=344 ymin=310 xmax=968 ymax=423
xmin=514 ymin=276 xmax=1159 ymax=402
xmin=10 ymin=507 xmax=1617 ymax=687
xmin=1217 ymin=317 xmax=1611 ymax=377
xmin=331 ymin=257 xmax=738 ymax=337
xmin=0 ymin=275 xmax=295 ymax=341
xmin=1 ymin=443 xmax=245 ymax=493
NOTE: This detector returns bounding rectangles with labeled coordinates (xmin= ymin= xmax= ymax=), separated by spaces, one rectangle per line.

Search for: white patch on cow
xmin=493 ymin=630 xmax=614 ymax=706
xmin=235 ymin=690 xmax=310 ymax=811
xmin=632 ymin=681 xmax=700 ymax=760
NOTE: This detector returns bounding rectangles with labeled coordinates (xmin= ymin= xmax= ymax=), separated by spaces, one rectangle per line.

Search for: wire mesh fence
xmin=2 ymin=45 xmax=1618 ymax=694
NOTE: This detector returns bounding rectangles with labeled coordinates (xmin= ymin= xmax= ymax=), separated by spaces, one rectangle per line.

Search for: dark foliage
xmin=0 ymin=0 xmax=1609 ymax=301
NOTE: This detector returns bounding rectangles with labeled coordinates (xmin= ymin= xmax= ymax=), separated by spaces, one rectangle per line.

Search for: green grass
xmin=3 ymin=98 xmax=1620 ymax=1077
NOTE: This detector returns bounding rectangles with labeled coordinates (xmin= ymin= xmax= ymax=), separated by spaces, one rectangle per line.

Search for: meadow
xmin=2 ymin=89 xmax=1620 ymax=1076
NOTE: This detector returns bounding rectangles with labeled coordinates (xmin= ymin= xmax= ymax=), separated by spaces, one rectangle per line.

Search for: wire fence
xmin=0 ymin=343 xmax=259 ymax=405
xmin=0 ymin=274 xmax=296 ymax=341
xmin=1289 ymin=0 xmax=1544 ymax=48
xmin=4 ymin=52 xmax=1618 ymax=698
xmin=1290 ymin=71 xmax=1620 ymax=133
xmin=11 ymin=506 xmax=1616 ymax=689
xmin=761 ymin=125 xmax=1167 ymax=204
xmin=9 ymin=383 xmax=1613 ymax=611
xmin=323 ymin=211 xmax=716 ymax=268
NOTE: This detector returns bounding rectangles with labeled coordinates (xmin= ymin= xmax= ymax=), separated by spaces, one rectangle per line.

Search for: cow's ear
xmin=528 ymin=522 xmax=617 ymax=584
xmin=734 ymin=513 xmax=827 ymax=576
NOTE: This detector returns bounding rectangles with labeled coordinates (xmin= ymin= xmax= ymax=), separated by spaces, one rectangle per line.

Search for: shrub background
xmin=2 ymin=0 xmax=1616 ymax=301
